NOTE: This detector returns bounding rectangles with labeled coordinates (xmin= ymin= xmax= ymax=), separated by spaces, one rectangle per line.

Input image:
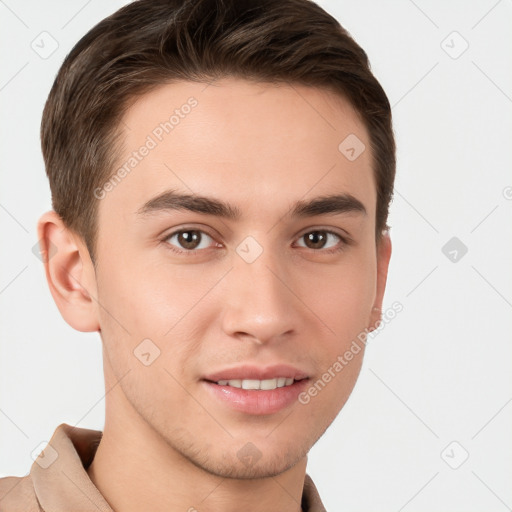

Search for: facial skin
xmin=38 ymin=78 xmax=391 ymax=512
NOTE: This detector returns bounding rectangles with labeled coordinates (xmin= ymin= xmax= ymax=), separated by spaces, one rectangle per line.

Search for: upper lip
xmin=203 ymin=364 xmax=309 ymax=382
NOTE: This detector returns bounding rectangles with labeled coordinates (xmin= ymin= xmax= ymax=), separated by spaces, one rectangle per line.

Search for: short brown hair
xmin=41 ymin=0 xmax=395 ymax=263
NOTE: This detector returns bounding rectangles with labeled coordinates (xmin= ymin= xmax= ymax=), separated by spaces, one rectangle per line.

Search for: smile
xmin=215 ymin=377 xmax=296 ymax=390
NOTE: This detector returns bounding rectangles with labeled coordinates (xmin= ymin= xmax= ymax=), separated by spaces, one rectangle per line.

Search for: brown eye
xmin=297 ymin=230 xmax=344 ymax=252
xmin=177 ymin=230 xmax=201 ymax=249
xmin=165 ymin=230 xmax=215 ymax=252
xmin=304 ymin=231 xmax=328 ymax=249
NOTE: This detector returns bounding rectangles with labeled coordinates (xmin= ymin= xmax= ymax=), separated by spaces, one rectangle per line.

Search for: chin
xmin=164 ymin=428 xmax=313 ymax=480
xmin=192 ymin=448 xmax=307 ymax=480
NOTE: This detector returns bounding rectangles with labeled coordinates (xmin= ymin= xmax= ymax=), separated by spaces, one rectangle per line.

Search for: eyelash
xmin=160 ymin=228 xmax=350 ymax=257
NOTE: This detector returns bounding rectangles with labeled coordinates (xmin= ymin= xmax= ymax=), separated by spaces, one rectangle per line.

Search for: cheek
xmin=300 ymin=250 xmax=376 ymax=412
xmin=94 ymin=254 xmax=228 ymax=387
xmin=95 ymin=249 xmax=218 ymax=336
xmin=304 ymin=251 xmax=377 ymax=342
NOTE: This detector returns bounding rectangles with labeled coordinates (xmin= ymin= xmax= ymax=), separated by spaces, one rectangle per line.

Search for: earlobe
xmin=36 ymin=210 xmax=100 ymax=332
xmin=368 ymin=231 xmax=392 ymax=330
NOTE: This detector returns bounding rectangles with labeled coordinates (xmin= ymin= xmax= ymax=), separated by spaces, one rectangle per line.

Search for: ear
xmin=368 ymin=230 xmax=392 ymax=331
xmin=36 ymin=210 xmax=100 ymax=332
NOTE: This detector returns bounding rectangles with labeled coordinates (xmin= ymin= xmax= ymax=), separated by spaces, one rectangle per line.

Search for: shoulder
xmin=0 ymin=474 xmax=41 ymax=512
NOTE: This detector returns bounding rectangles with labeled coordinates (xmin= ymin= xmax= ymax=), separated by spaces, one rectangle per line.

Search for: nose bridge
xmin=222 ymin=239 xmax=298 ymax=343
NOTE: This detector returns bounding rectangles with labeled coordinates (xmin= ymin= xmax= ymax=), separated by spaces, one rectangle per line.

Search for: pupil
xmin=179 ymin=231 xmax=200 ymax=249
xmin=307 ymin=232 xmax=325 ymax=249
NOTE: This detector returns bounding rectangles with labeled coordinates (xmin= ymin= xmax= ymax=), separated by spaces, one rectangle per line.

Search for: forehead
xmin=99 ymin=78 xmax=375 ymax=226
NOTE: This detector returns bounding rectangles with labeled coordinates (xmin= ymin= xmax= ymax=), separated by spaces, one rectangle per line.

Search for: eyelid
xmin=295 ymin=225 xmax=351 ymax=241
xmin=161 ymin=224 xmax=219 ymax=241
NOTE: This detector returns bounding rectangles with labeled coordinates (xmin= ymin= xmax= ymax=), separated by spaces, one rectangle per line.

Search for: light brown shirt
xmin=0 ymin=423 xmax=327 ymax=511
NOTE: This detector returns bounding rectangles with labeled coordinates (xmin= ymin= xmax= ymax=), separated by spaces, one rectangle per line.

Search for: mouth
xmin=201 ymin=364 xmax=310 ymax=415
xmin=206 ymin=377 xmax=305 ymax=390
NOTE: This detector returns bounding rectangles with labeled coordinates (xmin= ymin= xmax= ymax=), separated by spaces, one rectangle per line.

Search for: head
xmin=38 ymin=0 xmax=395 ymax=478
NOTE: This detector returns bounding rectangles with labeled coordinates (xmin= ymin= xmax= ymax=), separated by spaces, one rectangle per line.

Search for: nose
xmin=220 ymin=247 xmax=303 ymax=345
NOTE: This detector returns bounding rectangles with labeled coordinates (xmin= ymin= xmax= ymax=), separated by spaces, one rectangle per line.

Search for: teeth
xmin=242 ymin=379 xmax=261 ymax=390
xmin=260 ymin=379 xmax=277 ymax=390
xmin=216 ymin=377 xmax=297 ymax=390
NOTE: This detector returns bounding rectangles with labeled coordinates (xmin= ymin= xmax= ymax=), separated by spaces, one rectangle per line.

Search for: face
xmin=92 ymin=78 xmax=389 ymax=478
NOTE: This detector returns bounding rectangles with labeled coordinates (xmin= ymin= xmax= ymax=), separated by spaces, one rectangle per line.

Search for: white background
xmin=1 ymin=1 xmax=511 ymax=510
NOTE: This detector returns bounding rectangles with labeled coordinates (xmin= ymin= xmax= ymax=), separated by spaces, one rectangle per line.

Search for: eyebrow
xmin=136 ymin=189 xmax=366 ymax=220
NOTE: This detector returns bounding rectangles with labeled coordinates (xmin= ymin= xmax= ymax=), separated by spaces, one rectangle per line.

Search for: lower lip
xmin=202 ymin=379 xmax=309 ymax=415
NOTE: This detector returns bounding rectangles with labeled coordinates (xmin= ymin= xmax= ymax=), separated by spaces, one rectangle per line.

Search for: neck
xmin=86 ymin=366 xmax=306 ymax=512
